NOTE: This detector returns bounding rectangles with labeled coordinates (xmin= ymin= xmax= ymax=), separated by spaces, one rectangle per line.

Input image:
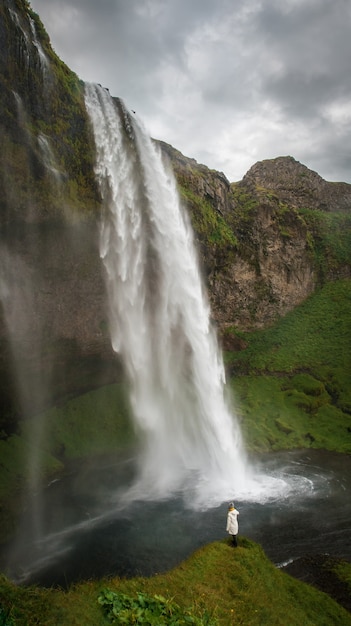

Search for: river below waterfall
xmin=1 ymin=449 xmax=350 ymax=588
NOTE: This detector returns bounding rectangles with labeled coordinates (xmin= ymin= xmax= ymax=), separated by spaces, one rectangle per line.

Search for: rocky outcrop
xmin=161 ymin=147 xmax=351 ymax=332
xmin=159 ymin=141 xmax=232 ymax=217
xmin=241 ymin=156 xmax=351 ymax=212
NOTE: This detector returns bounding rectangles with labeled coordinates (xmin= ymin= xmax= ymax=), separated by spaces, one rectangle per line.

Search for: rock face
xmin=241 ymin=156 xmax=351 ymax=212
xmin=162 ymin=146 xmax=351 ymax=331
xmin=0 ymin=0 xmax=350 ymax=430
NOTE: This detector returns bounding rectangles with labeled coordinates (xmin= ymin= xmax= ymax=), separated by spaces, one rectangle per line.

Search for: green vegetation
xmin=98 ymin=588 xmax=216 ymax=625
xmin=298 ymin=208 xmax=351 ymax=278
xmin=0 ymin=605 xmax=15 ymax=626
xmin=225 ymin=279 xmax=351 ymax=452
xmin=228 ymin=184 xmax=351 ymax=282
xmin=1 ymin=540 xmax=350 ymax=625
xmin=333 ymin=560 xmax=351 ymax=593
xmin=0 ymin=0 xmax=98 ymax=216
xmin=20 ymin=383 xmax=134 ymax=460
xmin=0 ymin=384 xmax=134 ymax=545
xmin=230 ymin=183 xmax=260 ymax=214
xmin=179 ymin=184 xmax=237 ymax=250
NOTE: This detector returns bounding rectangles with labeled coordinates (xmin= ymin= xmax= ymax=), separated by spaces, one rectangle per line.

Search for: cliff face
xmin=241 ymin=156 xmax=351 ymax=212
xmin=0 ymin=0 xmax=119 ymax=431
xmin=162 ymin=145 xmax=351 ymax=337
xmin=0 ymin=0 xmax=350 ymax=429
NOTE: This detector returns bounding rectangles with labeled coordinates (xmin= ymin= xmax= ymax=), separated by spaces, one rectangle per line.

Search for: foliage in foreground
xmin=98 ymin=589 xmax=216 ymax=625
xmin=0 ymin=606 xmax=15 ymax=626
xmin=1 ymin=540 xmax=351 ymax=626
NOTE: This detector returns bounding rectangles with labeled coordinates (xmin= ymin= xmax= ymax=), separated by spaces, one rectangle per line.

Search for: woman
xmin=226 ymin=502 xmax=239 ymax=547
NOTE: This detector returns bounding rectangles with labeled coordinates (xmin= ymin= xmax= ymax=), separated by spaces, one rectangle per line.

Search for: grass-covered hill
xmin=1 ymin=539 xmax=351 ymax=625
xmin=225 ymin=278 xmax=351 ymax=453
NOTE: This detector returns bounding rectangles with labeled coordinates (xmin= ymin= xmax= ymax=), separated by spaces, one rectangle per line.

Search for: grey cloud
xmin=256 ymin=1 xmax=351 ymax=115
xmin=29 ymin=0 xmax=351 ymax=182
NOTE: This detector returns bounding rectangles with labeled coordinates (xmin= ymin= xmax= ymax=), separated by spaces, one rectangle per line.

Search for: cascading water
xmin=84 ymin=84 xmax=252 ymax=507
xmin=8 ymin=7 xmax=49 ymax=77
xmin=1 ymin=83 xmax=340 ymax=587
xmin=37 ymin=133 xmax=64 ymax=187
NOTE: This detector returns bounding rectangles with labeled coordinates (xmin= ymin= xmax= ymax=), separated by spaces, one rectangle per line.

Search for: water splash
xmin=85 ymin=84 xmax=253 ymax=507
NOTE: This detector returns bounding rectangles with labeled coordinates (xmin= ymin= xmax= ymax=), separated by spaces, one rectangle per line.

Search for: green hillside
xmin=1 ymin=540 xmax=351 ymax=625
xmin=225 ymin=278 xmax=351 ymax=452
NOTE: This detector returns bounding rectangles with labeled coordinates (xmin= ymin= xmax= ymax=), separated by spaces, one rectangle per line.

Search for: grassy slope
xmin=225 ymin=278 xmax=351 ymax=453
xmin=1 ymin=540 xmax=351 ymax=625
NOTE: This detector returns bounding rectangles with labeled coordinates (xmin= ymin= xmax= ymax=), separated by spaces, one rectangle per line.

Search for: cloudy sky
xmin=29 ymin=0 xmax=351 ymax=183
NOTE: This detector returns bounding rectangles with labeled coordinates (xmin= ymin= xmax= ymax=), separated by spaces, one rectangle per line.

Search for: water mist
xmin=85 ymin=84 xmax=252 ymax=507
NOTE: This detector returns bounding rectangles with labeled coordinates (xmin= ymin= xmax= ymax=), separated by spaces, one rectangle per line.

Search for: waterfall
xmin=85 ymin=84 xmax=252 ymax=507
xmin=8 ymin=7 xmax=49 ymax=77
xmin=28 ymin=17 xmax=50 ymax=75
xmin=37 ymin=133 xmax=64 ymax=187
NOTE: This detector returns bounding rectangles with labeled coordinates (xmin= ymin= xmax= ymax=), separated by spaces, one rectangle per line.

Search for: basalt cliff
xmin=1 ymin=0 xmax=351 ymax=432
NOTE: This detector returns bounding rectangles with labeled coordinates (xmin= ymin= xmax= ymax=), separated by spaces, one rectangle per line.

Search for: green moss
xmin=1 ymin=1 xmax=99 ymax=216
xmin=179 ymin=184 xmax=237 ymax=249
xmin=332 ymin=560 xmax=351 ymax=590
xmin=0 ymin=435 xmax=61 ymax=499
xmin=288 ymin=373 xmax=326 ymax=396
xmin=298 ymin=208 xmax=351 ymax=278
xmin=228 ymin=185 xmax=351 ymax=283
xmin=230 ymin=183 xmax=260 ymax=216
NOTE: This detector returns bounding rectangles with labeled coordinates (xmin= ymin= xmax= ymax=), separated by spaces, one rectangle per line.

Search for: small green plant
xmin=98 ymin=588 xmax=217 ymax=625
xmin=0 ymin=606 xmax=15 ymax=626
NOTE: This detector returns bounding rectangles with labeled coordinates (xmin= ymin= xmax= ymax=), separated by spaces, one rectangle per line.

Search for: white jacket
xmin=226 ymin=508 xmax=239 ymax=535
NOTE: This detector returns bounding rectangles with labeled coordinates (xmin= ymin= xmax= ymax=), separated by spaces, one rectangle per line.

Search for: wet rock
xmin=283 ymin=553 xmax=351 ymax=613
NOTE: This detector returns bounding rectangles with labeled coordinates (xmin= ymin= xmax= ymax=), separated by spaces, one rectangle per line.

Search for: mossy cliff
xmin=0 ymin=2 xmax=350 ymax=473
xmin=0 ymin=0 xmax=121 ymax=432
xmin=160 ymin=143 xmax=351 ymax=336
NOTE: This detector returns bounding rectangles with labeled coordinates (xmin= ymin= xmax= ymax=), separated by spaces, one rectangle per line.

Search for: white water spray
xmin=85 ymin=84 xmax=253 ymax=507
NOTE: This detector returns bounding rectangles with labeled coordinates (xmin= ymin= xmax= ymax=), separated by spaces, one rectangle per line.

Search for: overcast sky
xmin=29 ymin=0 xmax=351 ymax=183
